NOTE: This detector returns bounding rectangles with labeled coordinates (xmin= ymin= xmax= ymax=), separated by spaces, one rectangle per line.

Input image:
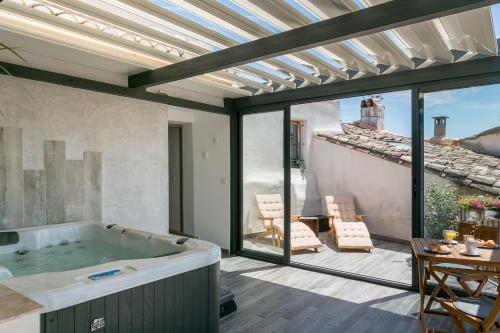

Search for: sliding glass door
xmin=422 ymin=84 xmax=500 ymax=292
xmin=287 ymin=92 xmax=414 ymax=285
xmin=241 ymin=110 xmax=285 ymax=257
xmin=236 ymin=80 xmax=500 ymax=289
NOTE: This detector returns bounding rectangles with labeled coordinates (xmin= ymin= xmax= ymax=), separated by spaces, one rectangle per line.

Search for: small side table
xmin=297 ymin=216 xmax=320 ymax=237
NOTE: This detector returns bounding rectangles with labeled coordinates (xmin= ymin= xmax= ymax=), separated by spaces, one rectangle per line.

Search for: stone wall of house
xmin=290 ymin=100 xmax=341 ymax=217
xmin=310 ymin=136 xmax=412 ymax=241
xmin=242 ymin=111 xmax=284 ymax=235
xmin=241 ymin=101 xmax=342 ymax=236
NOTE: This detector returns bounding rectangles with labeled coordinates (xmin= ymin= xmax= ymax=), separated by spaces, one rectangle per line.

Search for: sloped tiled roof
xmin=315 ymin=123 xmax=500 ymax=195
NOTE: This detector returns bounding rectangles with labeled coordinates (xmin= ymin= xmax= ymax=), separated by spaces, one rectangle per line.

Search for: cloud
xmin=424 ymin=90 xmax=459 ymax=108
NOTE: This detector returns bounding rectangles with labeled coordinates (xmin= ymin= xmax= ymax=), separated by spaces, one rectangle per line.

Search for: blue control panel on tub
xmin=88 ymin=269 xmax=121 ymax=281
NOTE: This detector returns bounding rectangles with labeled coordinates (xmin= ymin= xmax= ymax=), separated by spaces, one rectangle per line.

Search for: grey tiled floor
xmin=220 ymin=256 xmax=455 ymax=333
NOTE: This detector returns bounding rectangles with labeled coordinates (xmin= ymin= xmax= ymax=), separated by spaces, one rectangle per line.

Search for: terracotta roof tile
xmin=316 ymin=123 xmax=500 ymax=195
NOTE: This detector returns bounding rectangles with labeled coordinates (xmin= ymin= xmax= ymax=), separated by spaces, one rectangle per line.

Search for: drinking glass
xmin=443 ymin=230 xmax=458 ymax=244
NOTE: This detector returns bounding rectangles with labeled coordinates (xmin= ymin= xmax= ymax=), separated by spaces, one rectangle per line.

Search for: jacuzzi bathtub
xmin=0 ymin=222 xmax=221 ymax=333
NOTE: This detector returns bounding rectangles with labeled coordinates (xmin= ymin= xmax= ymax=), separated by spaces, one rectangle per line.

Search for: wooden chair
xmin=324 ymin=195 xmax=373 ymax=251
xmin=255 ymin=194 xmax=322 ymax=252
xmin=441 ymin=281 xmax=500 ymax=333
xmin=425 ymin=263 xmax=488 ymax=315
xmin=458 ymin=222 xmax=499 ymax=245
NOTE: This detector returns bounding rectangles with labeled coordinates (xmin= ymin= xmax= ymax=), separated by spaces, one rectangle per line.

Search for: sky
xmin=338 ymin=86 xmax=500 ymax=139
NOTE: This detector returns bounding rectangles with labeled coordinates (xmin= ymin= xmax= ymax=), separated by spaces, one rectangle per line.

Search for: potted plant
xmin=483 ymin=195 xmax=500 ymax=220
xmin=296 ymin=155 xmax=305 ymax=179
xmin=459 ymin=195 xmax=500 ymax=222
xmin=459 ymin=195 xmax=485 ymax=222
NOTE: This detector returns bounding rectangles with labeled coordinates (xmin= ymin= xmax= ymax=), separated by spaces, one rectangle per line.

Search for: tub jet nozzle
xmin=176 ymin=237 xmax=189 ymax=245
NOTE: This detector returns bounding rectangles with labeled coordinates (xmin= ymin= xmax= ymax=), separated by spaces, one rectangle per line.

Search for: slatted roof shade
xmin=364 ymin=0 xmax=497 ymax=63
xmin=296 ymin=0 xmax=415 ymax=71
xmin=0 ymin=0 xmax=498 ymax=97
xmin=94 ymin=0 xmax=324 ymax=87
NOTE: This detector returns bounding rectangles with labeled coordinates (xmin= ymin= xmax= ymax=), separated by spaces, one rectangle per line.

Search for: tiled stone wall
xmin=0 ymin=127 xmax=102 ymax=229
xmin=0 ymin=75 xmax=169 ymax=234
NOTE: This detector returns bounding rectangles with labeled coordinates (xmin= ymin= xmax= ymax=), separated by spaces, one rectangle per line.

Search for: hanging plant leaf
xmin=0 ymin=64 xmax=11 ymax=75
xmin=0 ymin=42 xmax=28 ymax=64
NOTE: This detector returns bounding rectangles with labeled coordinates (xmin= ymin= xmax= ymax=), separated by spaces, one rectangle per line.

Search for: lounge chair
xmin=324 ymin=195 xmax=374 ymax=252
xmin=255 ymin=194 xmax=322 ymax=252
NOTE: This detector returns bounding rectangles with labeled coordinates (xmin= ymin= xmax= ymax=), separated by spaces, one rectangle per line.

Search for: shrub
xmin=424 ymin=183 xmax=460 ymax=239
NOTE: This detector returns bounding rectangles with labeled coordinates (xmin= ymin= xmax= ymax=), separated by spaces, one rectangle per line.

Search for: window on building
xmin=290 ymin=120 xmax=304 ymax=168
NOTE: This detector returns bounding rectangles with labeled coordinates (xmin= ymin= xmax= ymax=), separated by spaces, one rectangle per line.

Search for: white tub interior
xmin=0 ymin=222 xmax=183 ymax=278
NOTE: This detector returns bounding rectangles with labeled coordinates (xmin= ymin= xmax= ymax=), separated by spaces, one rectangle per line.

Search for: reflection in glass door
xmin=241 ymin=110 xmax=285 ymax=256
xmin=423 ymin=85 xmax=500 ymax=293
xmin=288 ymin=92 xmax=413 ymax=285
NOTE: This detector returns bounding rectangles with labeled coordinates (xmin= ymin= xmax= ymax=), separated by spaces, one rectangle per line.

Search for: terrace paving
xmin=244 ymin=232 xmax=412 ymax=284
xmin=244 ymin=232 xmax=498 ymax=294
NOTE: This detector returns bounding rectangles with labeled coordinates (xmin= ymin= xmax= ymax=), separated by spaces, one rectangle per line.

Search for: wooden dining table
xmin=411 ymin=238 xmax=500 ymax=332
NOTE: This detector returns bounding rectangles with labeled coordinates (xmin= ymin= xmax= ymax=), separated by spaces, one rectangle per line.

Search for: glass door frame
xmin=234 ymin=106 xmax=290 ymax=265
xmin=231 ymin=73 xmax=500 ymax=291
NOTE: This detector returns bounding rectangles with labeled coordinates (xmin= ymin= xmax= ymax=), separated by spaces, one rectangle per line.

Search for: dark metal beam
xmin=234 ymin=56 xmax=500 ymax=110
xmin=0 ymin=62 xmax=228 ymax=114
xmin=227 ymin=98 xmax=239 ymax=255
xmin=128 ymin=0 xmax=498 ymax=88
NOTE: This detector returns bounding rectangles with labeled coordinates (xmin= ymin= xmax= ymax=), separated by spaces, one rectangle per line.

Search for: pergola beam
xmin=128 ymin=0 xmax=499 ymax=88
xmin=0 ymin=62 xmax=228 ymax=114
xmin=233 ymin=55 xmax=500 ymax=109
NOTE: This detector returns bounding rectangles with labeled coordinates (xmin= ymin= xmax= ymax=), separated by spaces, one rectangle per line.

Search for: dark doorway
xmin=169 ymin=125 xmax=183 ymax=233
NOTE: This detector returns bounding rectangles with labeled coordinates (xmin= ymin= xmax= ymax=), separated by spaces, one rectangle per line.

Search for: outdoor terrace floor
xmin=244 ymin=231 xmax=413 ymax=284
xmin=244 ymin=230 xmax=498 ymax=294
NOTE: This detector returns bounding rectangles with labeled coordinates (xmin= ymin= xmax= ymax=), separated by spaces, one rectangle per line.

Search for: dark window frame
xmin=290 ymin=120 xmax=304 ymax=168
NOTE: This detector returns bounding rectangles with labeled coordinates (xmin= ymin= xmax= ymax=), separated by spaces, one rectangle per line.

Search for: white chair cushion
xmin=290 ymin=222 xmax=322 ymax=250
xmin=325 ymin=195 xmax=357 ymax=222
xmin=334 ymin=221 xmax=374 ymax=249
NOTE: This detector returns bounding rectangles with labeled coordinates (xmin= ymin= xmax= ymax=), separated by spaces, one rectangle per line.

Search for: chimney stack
xmin=359 ymin=98 xmax=384 ymax=130
xmin=432 ymin=116 xmax=449 ymax=138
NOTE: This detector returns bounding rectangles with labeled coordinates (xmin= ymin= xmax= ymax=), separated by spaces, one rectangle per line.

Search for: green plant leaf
xmin=0 ymin=64 xmax=11 ymax=76
xmin=0 ymin=42 xmax=28 ymax=64
xmin=424 ymin=182 xmax=460 ymax=238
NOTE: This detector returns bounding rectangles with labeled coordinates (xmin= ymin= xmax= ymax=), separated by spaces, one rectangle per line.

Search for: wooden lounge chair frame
xmin=257 ymin=215 xmax=282 ymax=247
xmin=255 ymin=194 xmax=322 ymax=253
